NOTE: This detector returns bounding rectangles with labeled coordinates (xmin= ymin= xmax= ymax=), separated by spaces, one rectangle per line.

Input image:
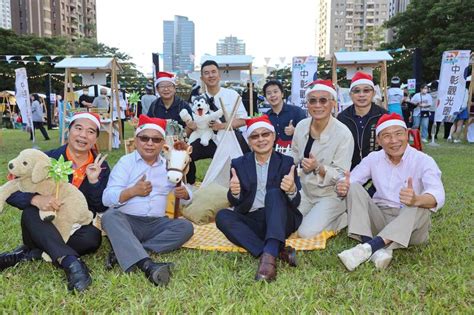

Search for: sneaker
xmin=338 ymin=243 xmax=372 ymax=271
xmin=422 ymin=138 xmax=428 ymax=143
xmin=453 ymin=139 xmax=461 ymax=143
xmin=447 ymin=136 xmax=452 ymax=142
xmin=370 ymin=248 xmax=393 ymax=269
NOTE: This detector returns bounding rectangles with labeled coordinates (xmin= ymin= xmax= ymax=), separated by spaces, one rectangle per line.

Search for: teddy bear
xmin=179 ymin=95 xmax=223 ymax=146
xmin=0 ymin=149 xmax=93 ymax=260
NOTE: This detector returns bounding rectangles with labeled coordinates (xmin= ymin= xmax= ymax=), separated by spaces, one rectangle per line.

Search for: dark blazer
xmin=7 ymin=145 xmax=110 ymax=215
xmin=227 ymin=151 xmax=301 ymax=218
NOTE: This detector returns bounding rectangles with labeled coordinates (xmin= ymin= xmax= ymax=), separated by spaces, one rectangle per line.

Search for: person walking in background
xmin=449 ymin=80 xmax=471 ymax=143
xmin=428 ymin=80 xmax=441 ymax=140
xmin=30 ymin=93 xmax=50 ymax=141
xmin=92 ymin=88 xmax=110 ymax=111
xmin=140 ymin=83 xmax=157 ymax=116
xmin=387 ymin=76 xmax=404 ymax=116
xmin=411 ymin=84 xmax=432 ymax=142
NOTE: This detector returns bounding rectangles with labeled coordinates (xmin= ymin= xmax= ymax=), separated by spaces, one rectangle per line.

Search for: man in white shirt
xmin=336 ymin=113 xmax=445 ymax=271
xmin=186 ymin=60 xmax=249 ymax=184
xmin=102 ymin=114 xmax=194 ymax=286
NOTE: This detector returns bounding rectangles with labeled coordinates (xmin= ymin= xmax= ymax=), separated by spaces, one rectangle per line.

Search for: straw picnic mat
xmin=182 ymin=222 xmax=337 ymax=252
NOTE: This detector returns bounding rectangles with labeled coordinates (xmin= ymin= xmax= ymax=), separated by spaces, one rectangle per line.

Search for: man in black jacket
xmin=337 ymin=72 xmax=388 ymax=170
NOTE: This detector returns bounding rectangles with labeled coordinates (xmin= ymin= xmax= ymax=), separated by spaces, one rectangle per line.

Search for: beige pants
xmin=347 ymin=183 xmax=431 ymax=249
xmin=297 ymin=193 xmax=347 ymax=239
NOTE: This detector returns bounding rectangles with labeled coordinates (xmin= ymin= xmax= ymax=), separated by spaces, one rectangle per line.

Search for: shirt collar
xmin=134 ymin=150 xmax=165 ymax=167
xmin=254 ymin=155 xmax=271 ymax=166
xmin=383 ymin=144 xmax=412 ymax=165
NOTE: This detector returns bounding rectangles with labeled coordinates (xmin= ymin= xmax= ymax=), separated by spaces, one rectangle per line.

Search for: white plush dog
xmin=0 ymin=149 xmax=93 ymax=259
xmin=179 ymin=96 xmax=223 ymax=146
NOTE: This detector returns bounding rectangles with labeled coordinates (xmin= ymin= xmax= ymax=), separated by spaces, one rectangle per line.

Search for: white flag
xmin=15 ymin=68 xmax=34 ymax=130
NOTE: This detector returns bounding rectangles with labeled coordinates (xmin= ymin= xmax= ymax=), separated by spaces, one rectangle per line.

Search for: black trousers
xmin=215 ymin=188 xmax=301 ymax=257
xmin=21 ymin=206 xmax=102 ymax=262
xmin=30 ymin=121 xmax=50 ymax=140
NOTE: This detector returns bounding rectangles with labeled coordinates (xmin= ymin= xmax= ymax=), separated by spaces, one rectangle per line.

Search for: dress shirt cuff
xmin=106 ymin=188 xmax=127 ymax=208
xmin=180 ymin=184 xmax=193 ymax=206
xmin=286 ymin=190 xmax=297 ymax=200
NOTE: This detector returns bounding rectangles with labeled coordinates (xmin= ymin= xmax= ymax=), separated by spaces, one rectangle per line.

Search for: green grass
xmin=0 ymin=127 xmax=472 ymax=313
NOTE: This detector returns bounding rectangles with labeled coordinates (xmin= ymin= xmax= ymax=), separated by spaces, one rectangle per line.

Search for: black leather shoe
xmin=105 ymin=250 xmax=118 ymax=270
xmin=141 ymin=259 xmax=172 ymax=286
xmin=63 ymin=259 xmax=92 ymax=292
xmin=0 ymin=245 xmax=42 ymax=271
xmin=279 ymin=246 xmax=297 ymax=267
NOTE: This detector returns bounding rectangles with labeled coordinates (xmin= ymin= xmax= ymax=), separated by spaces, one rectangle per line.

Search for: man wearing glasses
xmin=101 ymin=114 xmax=194 ymax=286
xmin=292 ymin=80 xmax=354 ymax=239
xmin=147 ymin=72 xmax=194 ymax=129
xmin=337 ymin=72 xmax=388 ymax=170
xmin=216 ymin=115 xmax=302 ymax=282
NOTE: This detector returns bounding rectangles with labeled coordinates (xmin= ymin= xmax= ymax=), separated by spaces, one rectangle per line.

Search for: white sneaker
xmin=447 ymin=136 xmax=452 ymax=142
xmin=453 ymin=139 xmax=461 ymax=143
xmin=370 ymin=248 xmax=393 ymax=269
xmin=422 ymin=138 xmax=428 ymax=143
xmin=338 ymin=243 xmax=372 ymax=271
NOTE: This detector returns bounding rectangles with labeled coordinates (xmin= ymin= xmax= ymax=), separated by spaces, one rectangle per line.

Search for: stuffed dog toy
xmin=179 ymin=95 xmax=223 ymax=146
xmin=0 ymin=149 xmax=93 ymax=260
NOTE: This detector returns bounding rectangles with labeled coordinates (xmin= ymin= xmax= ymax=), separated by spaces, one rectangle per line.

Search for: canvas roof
xmin=200 ymin=54 xmax=253 ymax=68
xmin=55 ymin=57 xmax=122 ymax=71
xmin=334 ymin=51 xmax=393 ymax=65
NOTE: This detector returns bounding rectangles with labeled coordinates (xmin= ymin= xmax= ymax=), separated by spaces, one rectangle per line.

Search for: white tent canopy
xmin=334 ymin=51 xmax=393 ymax=64
xmin=55 ymin=57 xmax=123 ymax=71
xmin=200 ymin=54 xmax=254 ymax=68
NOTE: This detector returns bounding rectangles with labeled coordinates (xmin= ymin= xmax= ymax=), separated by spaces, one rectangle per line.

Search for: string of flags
xmin=0 ymin=54 xmax=115 ymax=65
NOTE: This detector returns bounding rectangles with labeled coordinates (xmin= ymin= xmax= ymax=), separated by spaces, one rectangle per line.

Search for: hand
xmin=86 ymin=153 xmax=108 ymax=184
xmin=31 ymin=195 xmax=63 ymax=212
xmin=284 ymin=120 xmax=295 ymax=136
xmin=209 ymin=120 xmax=224 ymax=131
xmin=280 ymin=165 xmax=296 ymax=193
xmin=336 ymin=171 xmax=350 ymax=197
xmin=302 ymin=153 xmax=318 ymax=174
xmin=186 ymin=120 xmax=197 ymax=131
xmin=133 ymin=174 xmax=153 ymax=197
xmin=174 ymin=185 xmax=190 ymax=200
xmin=400 ymin=177 xmax=417 ymax=206
xmin=230 ymin=168 xmax=241 ymax=196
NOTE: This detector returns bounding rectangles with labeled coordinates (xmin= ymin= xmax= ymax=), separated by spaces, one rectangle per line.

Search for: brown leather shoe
xmin=279 ymin=246 xmax=297 ymax=267
xmin=255 ymin=253 xmax=277 ymax=282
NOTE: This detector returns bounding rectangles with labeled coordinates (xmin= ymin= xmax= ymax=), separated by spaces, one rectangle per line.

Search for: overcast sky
xmin=96 ymin=0 xmax=316 ymax=74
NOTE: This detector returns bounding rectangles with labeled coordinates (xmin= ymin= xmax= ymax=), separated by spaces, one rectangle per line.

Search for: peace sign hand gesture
xmin=86 ymin=153 xmax=108 ymax=184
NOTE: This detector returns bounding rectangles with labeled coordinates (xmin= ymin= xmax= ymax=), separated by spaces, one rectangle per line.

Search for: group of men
xmin=0 ymin=61 xmax=445 ymax=291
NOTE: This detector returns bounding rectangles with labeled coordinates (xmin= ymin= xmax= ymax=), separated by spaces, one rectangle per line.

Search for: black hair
xmin=263 ymin=80 xmax=284 ymax=95
xmin=31 ymin=93 xmax=40 ymax=102
xmin=68 ymin=119 xmax=100 ymax=136
xmin=201 ymin=60 xmax=219 ymax=74
xmin=420 ymin=83 xmax=428 ymax=89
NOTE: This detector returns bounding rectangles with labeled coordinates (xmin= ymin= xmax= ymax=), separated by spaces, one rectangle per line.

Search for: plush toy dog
xmin=0 ymin=149 xmax=93 ymax=260
xmin=179 ymin=95 xmax=223 ymax=146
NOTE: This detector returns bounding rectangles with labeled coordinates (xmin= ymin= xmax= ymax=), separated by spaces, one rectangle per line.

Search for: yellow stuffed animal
xmin=0 ymin=149 xmax=93 ymax=260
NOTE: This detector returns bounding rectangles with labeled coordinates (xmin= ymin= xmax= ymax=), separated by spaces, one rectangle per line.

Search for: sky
xmin=96 ymin=0 xmax=317 ymax=75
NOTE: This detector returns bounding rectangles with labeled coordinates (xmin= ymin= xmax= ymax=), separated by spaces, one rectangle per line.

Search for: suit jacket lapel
xmin=267 ymin=151 xmax=281 ymax=188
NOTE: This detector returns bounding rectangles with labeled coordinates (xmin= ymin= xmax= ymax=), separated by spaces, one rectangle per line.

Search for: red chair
xmin=408 ymin=128 xmax=423 ymax=151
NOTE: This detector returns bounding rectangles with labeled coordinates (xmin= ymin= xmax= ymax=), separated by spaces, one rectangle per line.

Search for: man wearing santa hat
xmin=336 ymin=113 xmax=445 ymax=271
xmin=147 ymin=71 xmax=194 ymax=129
xmin=337 ymin=71 xmax=388 ymax=170
xmin=292 ymin=79 xmax=354 ymax=239
xmin=102 ymin=114 xmax=194 ymax=286
xmin=215 ymin=115 xmax=302 ymax=282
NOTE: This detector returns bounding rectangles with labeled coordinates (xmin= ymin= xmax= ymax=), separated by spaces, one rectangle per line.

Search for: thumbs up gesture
xmin=399 ymin=177 xmax=417 ymax=206
xmin=302 ymin=152 xmax=318 ymax=174
xmin=230 ymin=168 xmax=241 ymax=196
xmin=134 ymin=174 xmax=153 ymax=197
xmin=336 ymin=171 xmax=351 ymax=197
xmin=284 ymin=119 xmax=295 ymax=136
xmin=280 ymin=165 xmax=297 ymax=193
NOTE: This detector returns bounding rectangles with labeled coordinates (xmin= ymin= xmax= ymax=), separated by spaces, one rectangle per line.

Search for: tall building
xmin=0 ymin=0 xmax=12 ymax=29
xmin=163 ymin=15 xmax=195 ymax=73
xmin=10 ymin=0 xmax=96 ymax=39
xmin=216 ymin=36 xmax=246 ymax=55
xmin=316 ymin=0 xmax=392 ymax=57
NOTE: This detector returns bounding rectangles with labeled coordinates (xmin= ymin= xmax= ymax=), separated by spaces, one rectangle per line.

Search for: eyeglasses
xmin=137 ymin=135 xmax=164 ymax=144
xmin=351 ymin=88 xmax=373 ymax=94
xmin=307 ymin=97 xmax=331 ymax=106
xmin=158 ymin=84 xmax=175 ymax=90
xmin=248 ymin=131 xmax=273 ymax=141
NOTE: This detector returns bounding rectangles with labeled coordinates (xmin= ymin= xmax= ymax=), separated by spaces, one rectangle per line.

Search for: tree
xmin=384 ymin=0 xmax=474 ymax=81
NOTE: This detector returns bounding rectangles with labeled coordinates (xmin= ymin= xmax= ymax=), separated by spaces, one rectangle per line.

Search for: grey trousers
xmin=102 ymin=210 xmax=194 ymax=271
xmin=346 ymin=183 xmax=431 ymax=250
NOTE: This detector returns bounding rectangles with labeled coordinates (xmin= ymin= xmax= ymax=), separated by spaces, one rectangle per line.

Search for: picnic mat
xmin=182 ymin=222 xmax=337 ymax=252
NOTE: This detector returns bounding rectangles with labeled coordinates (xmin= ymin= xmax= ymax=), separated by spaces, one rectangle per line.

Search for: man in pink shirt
xmin=336 ymin=113 xmax=445 ymax=271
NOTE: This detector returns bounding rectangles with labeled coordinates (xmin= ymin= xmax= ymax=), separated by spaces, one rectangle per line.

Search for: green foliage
xmin=384 ymin=0 xmax=474 ymax=81
xmin=0 ymin=125 xmax=472 ymax=312
xmin=127 ymin=91 xmax=141 ymax=106
xmin=48 ymin=155 xmax=73 ymax=183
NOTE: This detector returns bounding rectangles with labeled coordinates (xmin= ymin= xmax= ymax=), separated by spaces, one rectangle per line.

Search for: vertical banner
xmin=152 ymin=53 xmax=160 ymax=90
xmin=15 ymin=68 xmax=34 ymax=132
xmin=435 ymin=50 xmax=471 ymax=122
xmin=291 ymin=56 xmax=318 ymax=110
xmin=407 ymin=79 xmax=416 ymax=94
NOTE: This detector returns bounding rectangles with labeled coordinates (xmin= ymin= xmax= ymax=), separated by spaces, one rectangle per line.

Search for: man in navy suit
xmin=216 ymin=115 xmax=302 ymax=282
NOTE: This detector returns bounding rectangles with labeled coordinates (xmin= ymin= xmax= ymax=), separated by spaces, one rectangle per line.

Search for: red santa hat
xmin=155 ymin=72 xmax=175 ymax=86
xmin=375 ymin=113 xmax=407 ymax=135
xmin=70 ymin=112 xmax=101 ymax=129
xmin=305 ymin=79 xmax=337 ymax=99
xmin=350 ymin=72 xmax=375 ymax=90
xmin=135 ymin=114 xmax=167 ymax=137
xmin=245 ymin=115 xmax=275 ymax=138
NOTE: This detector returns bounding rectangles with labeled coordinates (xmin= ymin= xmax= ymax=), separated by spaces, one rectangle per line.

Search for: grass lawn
xmin=0 ymin=127 xmax=472 ymax=313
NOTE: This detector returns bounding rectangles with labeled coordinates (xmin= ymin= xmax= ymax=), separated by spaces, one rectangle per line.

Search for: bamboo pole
xmin=249 ymin=63 xmax=253 ymax=115
xmin=61 ymin=68 xmax=69 ymax=145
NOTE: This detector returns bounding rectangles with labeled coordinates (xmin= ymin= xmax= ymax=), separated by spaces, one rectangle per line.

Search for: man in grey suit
xmin=102 ymin=114 xmax=194 ymax=286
